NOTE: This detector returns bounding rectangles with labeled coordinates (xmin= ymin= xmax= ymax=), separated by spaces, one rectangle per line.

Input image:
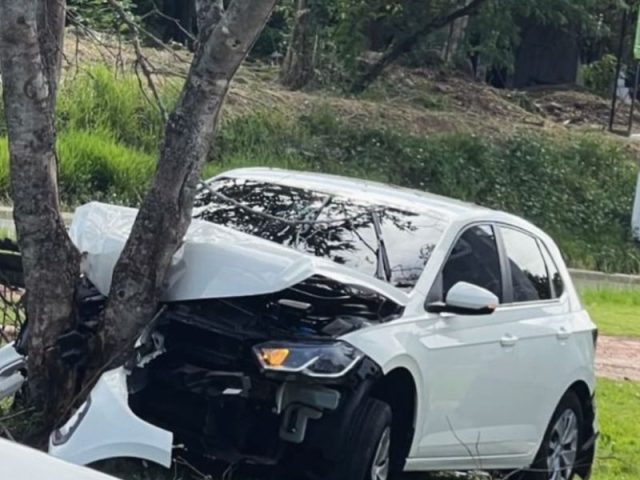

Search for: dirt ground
xmin=596 ymin=335 xmax=640 ymax=381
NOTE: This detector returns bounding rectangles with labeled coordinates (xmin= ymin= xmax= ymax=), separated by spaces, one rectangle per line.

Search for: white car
xmin=0 ymin=438 xmax=119 ymax=479
xmin=0 ymin=168 xmax=597 ymax=480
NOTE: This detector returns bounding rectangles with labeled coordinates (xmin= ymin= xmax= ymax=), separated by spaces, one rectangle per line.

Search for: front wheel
xmin=524 ymin=391 xmax=585 ymax=480
xmin=330 ymin=397 xmax=395 ymax=480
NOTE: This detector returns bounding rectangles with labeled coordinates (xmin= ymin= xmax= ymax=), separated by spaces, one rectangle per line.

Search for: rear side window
xmin=500 ymin=227 xmax=551 ymax=302
xmin=539 ymin=241 xmax=564 ymax=298
xmin=438 ymin=225 xmax=503 ymax=302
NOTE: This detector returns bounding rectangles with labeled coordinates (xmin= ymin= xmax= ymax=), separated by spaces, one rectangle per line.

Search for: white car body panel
xmin=344 ymin=210 xmax=595 ymax=471
xmin=0 ymin=342 xmax=25 ymax=400
xmin=0 ymin=438 xmax=120 ymax=480
xmin=48 ymin=368 xmax=173 ymax=468
xmin=0 ymin=168 xmax=596 ymax=475
xmin=70 ymin=202 xmax=409 ymax=306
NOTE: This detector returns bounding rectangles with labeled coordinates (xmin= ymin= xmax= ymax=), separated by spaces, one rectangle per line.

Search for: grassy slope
xmin=582 ymin=289 xmax=640 ymax=338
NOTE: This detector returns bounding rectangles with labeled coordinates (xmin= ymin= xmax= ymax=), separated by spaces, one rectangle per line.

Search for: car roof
xmin=221 ymin=167 xmax=511 ymax=223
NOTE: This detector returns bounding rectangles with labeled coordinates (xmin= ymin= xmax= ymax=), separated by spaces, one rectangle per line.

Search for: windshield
xmin=193 ymin=177 xmax=449 ymax=290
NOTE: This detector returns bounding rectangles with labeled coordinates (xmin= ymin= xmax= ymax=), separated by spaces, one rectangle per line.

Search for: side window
xmin=436 ymin=225 xmax=503 ymax=302
xmin=500 ymin=227 xmax=551 ymax=302
xmin=539 ymin=241 xmax=564 ymax=298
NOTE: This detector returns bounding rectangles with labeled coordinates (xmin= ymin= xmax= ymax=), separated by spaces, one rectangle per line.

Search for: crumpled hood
xmin=69 ymin=202 xmax=409 ymax=305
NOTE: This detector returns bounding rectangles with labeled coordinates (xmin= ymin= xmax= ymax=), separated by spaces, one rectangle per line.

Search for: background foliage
xmin=1 ymin=66 xmax=638 ymax=274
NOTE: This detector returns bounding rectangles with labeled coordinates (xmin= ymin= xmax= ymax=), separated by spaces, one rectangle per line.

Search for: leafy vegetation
xmin=595 ymin=379 xmax=640 ymax=480
xmin=0 ymin=66 xmax=639 ymax=274
xmin=583 ymin=54 xmax=619 ymax=98
xmin=582 ymin=289 xmax=640 ymax=338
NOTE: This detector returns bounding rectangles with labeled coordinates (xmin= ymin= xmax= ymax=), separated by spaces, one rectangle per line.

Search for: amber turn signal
xmin=260 ymin=348 xmax=290 ymax=368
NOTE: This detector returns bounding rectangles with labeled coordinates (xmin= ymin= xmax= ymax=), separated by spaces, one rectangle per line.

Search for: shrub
xmin=0 ymin=70 xmax=638 ymax=274
xmin=0 ymin=130 xmax=155 ymax=206
xmin=583 ymin=54 xmax=617 ymax=98
xmin=57 ymin=65 xmax=177 ymax=152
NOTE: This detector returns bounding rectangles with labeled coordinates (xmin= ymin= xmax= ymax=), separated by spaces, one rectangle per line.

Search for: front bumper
xmin=48 ymin=354 xmax=381 ymax=469
xmin=0 ymin=342 xmax=26 ymax=400
xmin=49 ymin=368 xmax=173 ymax=468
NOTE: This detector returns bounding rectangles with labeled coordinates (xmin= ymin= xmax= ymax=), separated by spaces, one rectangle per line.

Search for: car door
xmin=417 ymin=224 xmax=535 ymax=460
xmin=492 ymin=225 xmax=574 ymax=455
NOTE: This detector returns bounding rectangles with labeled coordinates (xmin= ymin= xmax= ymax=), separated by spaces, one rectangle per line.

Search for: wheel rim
xmin=546 ymin=409 xmax=579 ymax=480
xmin=371 ymin=427 xmax=391 ymax=480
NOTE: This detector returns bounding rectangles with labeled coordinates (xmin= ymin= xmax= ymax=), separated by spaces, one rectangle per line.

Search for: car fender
xmin=343 ymin=323 xmax=427 ymax=457
xmin=49 ymin=368 xmax=173 ymax=468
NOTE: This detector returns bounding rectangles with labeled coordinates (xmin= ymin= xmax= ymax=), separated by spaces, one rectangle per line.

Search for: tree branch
xmin=98 ymin=0 xmax=277 ymax=370
xmin=352 ymin=0 xmax=488 ymax=93
xmin=107 ymin=0 xmax=167 ymax=121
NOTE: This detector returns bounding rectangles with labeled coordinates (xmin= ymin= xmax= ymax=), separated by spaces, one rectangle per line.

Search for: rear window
xmin=193 ymin=177 xmax=449 ymax=290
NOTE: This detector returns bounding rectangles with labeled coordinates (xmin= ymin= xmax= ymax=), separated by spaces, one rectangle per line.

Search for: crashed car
xmin=0 ymin=168 xmax=597 ymax=480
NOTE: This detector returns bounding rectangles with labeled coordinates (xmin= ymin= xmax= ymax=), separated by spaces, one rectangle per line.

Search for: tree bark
xmin=351 ymin=0 xmax=488 ymax=93
xmin=97 ymin=0 xmax=277 ymax=370
xmin=36 ymin=0 xmax=66 ymax=113
xmin=442 ymin=16 xmax=469 ymax=64
xmin=0 ymin=0 xmax=81 ymax=428
xmin=280 ymin=0 xmax=315 ymax=90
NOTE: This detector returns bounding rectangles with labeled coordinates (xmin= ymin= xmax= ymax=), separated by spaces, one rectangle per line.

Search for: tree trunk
xmin=36 ymin=0 xmax=66 ymax=112
xmin=97 ymin=0 xmax=277 ymax=371
xmin=442 ymin=16 xmax=469 ymax=64
xmin=351 ymin=0 xmax=488 ymax=93
xmin=0 ymin=0 xmax=81 ymax=429
xmin=280 ymin=0 xmax=315 ymax=90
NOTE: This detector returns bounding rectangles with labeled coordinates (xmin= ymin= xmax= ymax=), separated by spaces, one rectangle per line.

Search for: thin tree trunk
xmin=442 ymin=16 xmax=468 ymax=64
xmin=0 ymin=0 xmax=81 ymax=428
xmin=280 ymin=0 xmax=315 ymax=90
xmin=36 ymin=0 xmax=66 ymax=112
xmin=351 ymin=0 xmax=487 ymax=93
xmin=97 ymin=0 xmax=277 ymax=370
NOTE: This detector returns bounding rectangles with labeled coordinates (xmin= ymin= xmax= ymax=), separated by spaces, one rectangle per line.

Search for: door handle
xmin=557 ymin=327 xmax=571 ymax=341
xmin=500 ymin=334 xmax=518 ymax=348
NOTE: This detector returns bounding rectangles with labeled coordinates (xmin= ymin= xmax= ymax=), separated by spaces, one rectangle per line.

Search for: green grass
xmin=582 ymin=289 xmax=640 ymax=338
xmin=594 ymin=379 xmax=640 ymax=480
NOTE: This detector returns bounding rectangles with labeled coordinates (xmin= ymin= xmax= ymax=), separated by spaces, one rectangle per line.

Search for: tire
xmin=328 ymin=397 xmax=395 ymax=480
xmin=522 ymin=391 xmax=585 ymax=480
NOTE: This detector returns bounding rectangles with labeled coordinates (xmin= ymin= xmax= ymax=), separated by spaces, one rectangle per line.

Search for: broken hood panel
xmin=69 ymin=202 xmax=409 ymax=305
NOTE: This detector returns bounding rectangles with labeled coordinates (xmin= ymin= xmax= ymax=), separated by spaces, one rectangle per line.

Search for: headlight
xmin=51 ymin=397 xmax=92 ymax=446
xmin=253 ymin=341 xmax=363 ymax=378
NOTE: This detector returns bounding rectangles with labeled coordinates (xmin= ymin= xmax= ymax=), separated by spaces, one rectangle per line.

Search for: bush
xmin=57 ymin=65 xmax=176 ymax=152
xmin=213 ymin=109 xmax=640 ymax=274
xmin=583 ymin=54 xmax=617 ymax=98
xmin=0 ymin=130 xmax=155 ymax=206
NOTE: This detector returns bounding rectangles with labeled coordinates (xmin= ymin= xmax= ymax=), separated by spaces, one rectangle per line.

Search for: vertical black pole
xmin=610 ymin=9 xmax=629 ymax=132
xmin=628 ymin=62 xmax=640 ymax=135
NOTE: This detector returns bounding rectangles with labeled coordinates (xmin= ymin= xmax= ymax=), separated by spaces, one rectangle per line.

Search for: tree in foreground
xmin=0 ymin=0 xmax=276 ymax=433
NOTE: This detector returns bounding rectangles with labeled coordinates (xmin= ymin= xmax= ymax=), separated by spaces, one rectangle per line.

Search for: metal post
xmin=610 ymin=9 xmax=629 ymax=132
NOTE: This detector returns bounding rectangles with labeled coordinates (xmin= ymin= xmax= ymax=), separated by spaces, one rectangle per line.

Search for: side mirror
xmin=427 ymin=282 xmax=498 ymax=316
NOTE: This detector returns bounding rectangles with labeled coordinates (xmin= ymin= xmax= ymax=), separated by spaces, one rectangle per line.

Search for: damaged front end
xmin=28 ymin=193 xmax=425 ymax=469
xmin=48 ymin=274 xmax=400 ymax=469
xmin=124 ymin=274 xmax=399 ymax=466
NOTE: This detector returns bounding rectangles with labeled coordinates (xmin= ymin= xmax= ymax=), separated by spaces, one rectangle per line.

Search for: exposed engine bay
xmin=124 ymin=274 xmax=400 ymax=464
